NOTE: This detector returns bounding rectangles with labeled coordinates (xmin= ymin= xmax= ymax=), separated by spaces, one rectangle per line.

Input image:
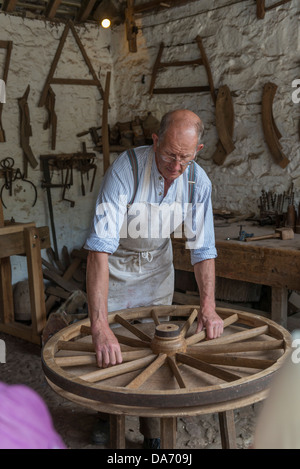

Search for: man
xmin=84 ymin=109 xmax=224 ymax=448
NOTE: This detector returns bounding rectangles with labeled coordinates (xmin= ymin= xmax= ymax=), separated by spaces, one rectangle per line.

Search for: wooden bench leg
xmin=271 ymin=286 xmax=288 ymax=328
xmin=218 ymin=410 xmax=237 ymax=449
xmin=110 ymin=414 xmax=125 ymax=449
xmin=161 ymin=417 xmax=177 ymax=449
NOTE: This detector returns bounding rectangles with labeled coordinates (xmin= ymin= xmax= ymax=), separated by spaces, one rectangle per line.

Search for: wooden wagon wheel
xmin=42 ymin=305 xmax=291 ymax=411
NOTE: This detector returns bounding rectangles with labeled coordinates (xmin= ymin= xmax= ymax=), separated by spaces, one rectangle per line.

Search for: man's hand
xmin=196 ymin=309 xmax=224 ymax=339
xmin=91 ymin=321 xmax=123 ymax=368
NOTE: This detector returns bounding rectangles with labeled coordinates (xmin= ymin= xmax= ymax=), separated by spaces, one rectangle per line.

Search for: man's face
xmin=152 ymin=126 xmax=203 ymax=182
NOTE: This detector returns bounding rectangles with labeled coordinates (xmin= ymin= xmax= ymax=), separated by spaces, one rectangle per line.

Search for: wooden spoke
xmin=79 ymin=354 xmax=157 ymax=383
xmin=186 ymin=313 xmax=239 ymax=345
xmin=57 ymin=340 xmax=95 ymax=353
xmin=114 ymin=314 xmax=152 ymax=342
xmin=187 ymin=339 xmax=283 ymax=355
xmin=193 ymin=325 xmax=269 ymax=349
xmin=114 ymin=333 xmax=151 ymax=348
xmin=187 ymin=354 xmax=275 ymax=370
xmin=167 ymin=356 xmax=187 ymax=388
xmin=55 ymin=349 xmax=153 ymax=368
xmin=150 ymin=309 xmax=160 ymax=326
xmin=176 ymin=353 xmax=241 ymax=382
xmin=126 ymin=353 xmax=167 ymax=389
xmin=180 ymin=308 xmax=198 ymax=337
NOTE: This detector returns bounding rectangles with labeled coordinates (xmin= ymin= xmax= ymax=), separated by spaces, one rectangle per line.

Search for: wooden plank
xmin=2 ymin=0 xmax=18 ymax=12
xmin=24 ymin=227 xmax=47 ymax=335
xmin=44 ymin=0 xmax=62 ymax=19
xmin=0 ymin=221 xmax=36 ymax=236
xmin=45 ymin=257 xmax=82 ymax=313
xmin=77 ymin=0 xmax=97 ymax=22
xmin=51 ymin=78 xmax=99 ymax=86
xmin=0 ymin=257 xmax=13 ymax=324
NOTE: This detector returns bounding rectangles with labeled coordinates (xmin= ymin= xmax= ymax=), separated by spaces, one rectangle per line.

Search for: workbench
xmin=172 ymin=222 xmax=300 ymax=328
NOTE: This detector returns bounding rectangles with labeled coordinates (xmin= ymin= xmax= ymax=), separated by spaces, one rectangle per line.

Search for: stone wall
xmin=0 ymin=0 xmax=299 ymax=282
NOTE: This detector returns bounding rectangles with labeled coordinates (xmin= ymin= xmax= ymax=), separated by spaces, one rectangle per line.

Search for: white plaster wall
xmin=0 ymin=0 xmax=299 ymax=282
xmin=0 ymin=14 xmax=115 ymax=282
xmin=110 ymin=0 xmax=300 ymax=213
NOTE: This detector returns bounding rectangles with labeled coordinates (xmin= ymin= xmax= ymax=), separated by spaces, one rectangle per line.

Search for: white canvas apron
xmin=108 ymin=150 xmax=183 ymax=313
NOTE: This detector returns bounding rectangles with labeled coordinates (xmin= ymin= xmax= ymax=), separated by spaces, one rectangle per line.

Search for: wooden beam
xmin=77 ymin=0 xmax=97 ymax=22
xmin=2 ymin=0 xmax=18 ymax=12
xmin=45 ymin=0 xmax=63 ymax=19
xmin=134 ymin=0 xmax=198 ymax=14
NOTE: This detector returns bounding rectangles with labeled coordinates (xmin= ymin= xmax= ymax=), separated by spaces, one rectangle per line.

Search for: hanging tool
xmin=43 ymin=86 xmax=57 ymax=150
xmin=18 ymin=85 xmax=38 ymax=176
xmin=77 ymin=126 xmax=102 ymax=146
xmin=0 ymin=157 xmax=37 ymax=209
xmin=213 ymin=85 xmax=235 ymax=165
xmin=262 ymin=82 xmax=289 ymax=169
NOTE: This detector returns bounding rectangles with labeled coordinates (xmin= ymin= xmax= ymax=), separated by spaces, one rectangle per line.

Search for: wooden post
xmin=161 ymin=417 xmax=177 ymax=449
xmin=110 ymin=414 xmax=126 ymax=449
xmin=24 ymin=226 xmax=47 ymax=336
xmin=218 ymin=410 xmax=237 ymax=449
xmin=102 ymin=71 xmax=111 ymax=174
xmin=271 ymin=286 xmax=288 ymax=328
xmin=0 ymin=200 xmax=13 ymax=324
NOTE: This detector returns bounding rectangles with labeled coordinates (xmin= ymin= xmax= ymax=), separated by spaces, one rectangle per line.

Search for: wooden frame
xmin=0 ymin=202 xmax=51 ymax=344
xmin=38 ymin=20 xmax=105 ymax=108
xmin=256 ymin=0 xmax=292 ymax=19
xmin=149 ymin=36 xmax=216 ymax=102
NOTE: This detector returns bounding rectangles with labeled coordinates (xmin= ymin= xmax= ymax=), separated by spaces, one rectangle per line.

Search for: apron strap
xmin=127 ymin=148 xmax=139 ymax=204
xmin=188 ymin=162 xmax=196 ymax=203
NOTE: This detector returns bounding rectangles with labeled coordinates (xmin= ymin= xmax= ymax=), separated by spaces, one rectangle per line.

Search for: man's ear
xmin=196 ymin=143 xmax=204 ymax=153
xmin=152 ymin=133 xmax=159 ymax=151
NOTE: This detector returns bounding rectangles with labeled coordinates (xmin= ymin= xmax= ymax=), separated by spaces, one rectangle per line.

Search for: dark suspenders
xmin=126 ymin=149 xmax=196 ymax=204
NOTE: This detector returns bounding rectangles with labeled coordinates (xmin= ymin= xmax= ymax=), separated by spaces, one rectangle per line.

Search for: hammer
xmin=245 ymin=227 xmax=294 ymax=242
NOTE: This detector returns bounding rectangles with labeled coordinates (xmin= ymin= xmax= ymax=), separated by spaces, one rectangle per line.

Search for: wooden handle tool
xmin=245 ymin=227 xmax=294 ymax=242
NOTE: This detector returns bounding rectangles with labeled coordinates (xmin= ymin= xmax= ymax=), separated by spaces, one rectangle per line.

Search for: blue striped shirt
xmin=84 ymin=145 xmax=217 ymax=265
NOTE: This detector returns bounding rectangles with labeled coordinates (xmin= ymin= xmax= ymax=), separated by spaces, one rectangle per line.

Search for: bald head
xmin=157 ymin=109 xmax=204 ymax=145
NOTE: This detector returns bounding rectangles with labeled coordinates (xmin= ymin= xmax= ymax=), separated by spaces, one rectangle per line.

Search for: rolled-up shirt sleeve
xmin=189 ymin=178 xmax=217 ymax=265
xmin=84 ymin=155 xmax=134 ymax=254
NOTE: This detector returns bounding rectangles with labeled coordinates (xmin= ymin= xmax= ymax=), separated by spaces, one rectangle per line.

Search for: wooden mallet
xmin=245 ymin=227 xmax=294 ymax=242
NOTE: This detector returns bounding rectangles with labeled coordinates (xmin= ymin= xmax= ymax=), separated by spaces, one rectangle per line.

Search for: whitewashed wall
xmin=0 ymin=0 xmax=299 ymax=282
xmin=0 ymin=14 xmax=114 ymax=282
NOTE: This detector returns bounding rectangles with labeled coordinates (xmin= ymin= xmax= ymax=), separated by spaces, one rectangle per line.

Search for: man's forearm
xmin=194 ymin=258 xmax=216 ymax=313
xmin=86 ymin=251 xmax=122 ymax=367
xmin=86 ymin=251 xmax=110 ymax=325
xmin=194 ymin=258 xmax=223 ymax=338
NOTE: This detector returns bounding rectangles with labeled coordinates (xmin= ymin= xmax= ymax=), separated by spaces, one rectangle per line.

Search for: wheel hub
xmin=151 ymin=323 xmax=187 ymax=355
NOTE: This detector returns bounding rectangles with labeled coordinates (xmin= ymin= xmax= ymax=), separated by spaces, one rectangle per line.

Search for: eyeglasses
xmin=159 ymin=153 xmax=195 ymax=167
